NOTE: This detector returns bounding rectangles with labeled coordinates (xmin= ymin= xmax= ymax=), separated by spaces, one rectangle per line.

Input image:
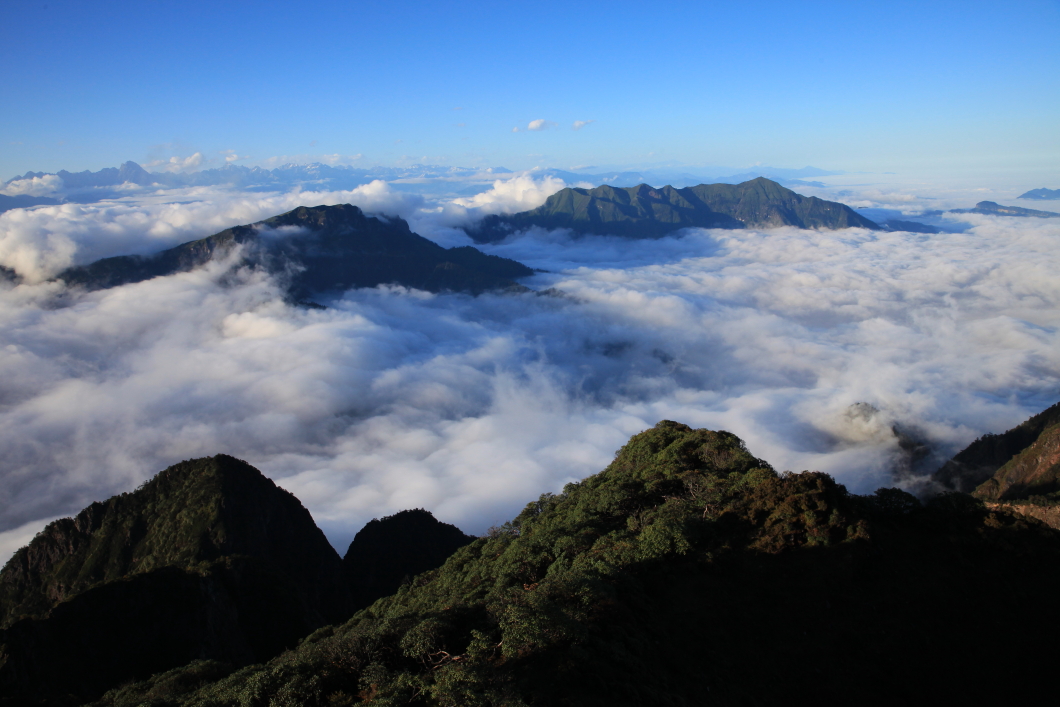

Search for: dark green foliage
xmin=343 ymin=510 xmax=475 ymax=611
xmin=85 ymin=420 xmax=1060 ymax=705
xmin=469 ymin=178 xmax=879 ymax=242
xmin=933 ymin=400 xmax=1060 ymax=492
xmin=951 ymin=201 xmax=1060 ymax=218
xmin=0 ymin=455 xmax=351 ymax=705
xmin=57 ymin=204 xmax=533 ymax=296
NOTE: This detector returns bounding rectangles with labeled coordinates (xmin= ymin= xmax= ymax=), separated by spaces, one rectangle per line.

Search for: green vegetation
xmin=469 ymin=178 xmax=879 ymax=242
xmin=57 ymin=204 xmax=534 ymax=296
xmin=77 ymin=422 xmax=1060 ymax=706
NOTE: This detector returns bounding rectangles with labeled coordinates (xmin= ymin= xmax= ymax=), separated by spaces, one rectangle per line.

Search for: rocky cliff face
xmin=932 ymin=401 xmax=1060 ymax=493
xmin=974 ymin=424 xmax=1060 ymax=501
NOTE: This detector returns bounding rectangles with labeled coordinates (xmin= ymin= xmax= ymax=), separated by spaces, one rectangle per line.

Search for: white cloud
xmin=572 ymin=120 xmax=595 ymax=130
xmin=1 ymin=174 xmax=64 ymax=197
xmin=146 ymin=152 xmax=204 ymax=173
xmin=2 ymin=183 xmax=1059 ymax=565
xmin=0 ymin=181 xmax=423 ymax=283
xmin=222 ymin=150 xmax=251 ymax=163
xmin=526 ymin=119 xmax=557 ymax=131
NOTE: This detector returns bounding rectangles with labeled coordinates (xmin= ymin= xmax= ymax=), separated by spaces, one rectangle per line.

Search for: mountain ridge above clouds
xmin=55 ymin=203 xmax=534 ymax=299
xmin=950 ymin=200 xmax=1060 ymax=218
xmin=1018 ymin=187 xmax=1060 ymax=200
xmin=13 ymin=420 xmax=1060 ymax=706
xmin=467 ymin=177 xmax=880 ymax=242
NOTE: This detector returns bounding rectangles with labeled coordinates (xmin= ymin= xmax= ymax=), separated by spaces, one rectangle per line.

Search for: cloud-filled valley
xmin=2 ymin=175 xmax=1059 ymax=562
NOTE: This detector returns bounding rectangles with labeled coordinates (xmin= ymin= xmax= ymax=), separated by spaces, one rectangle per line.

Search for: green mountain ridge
xmin=57 ymin=204 xmax=534 ymax=298
xmin=0 ymin=457 xmax=471 ymax=705
xmin=6 ymin=410 xmax=1060 ymax=704
xmin=468 ymin=177 xmax=879 ymax=242
xmin=79 ymin=421 xmax=1060 ymax=706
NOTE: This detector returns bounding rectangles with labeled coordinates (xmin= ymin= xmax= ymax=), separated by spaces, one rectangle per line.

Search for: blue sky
xmin=2 ymin=0 xmax=1058 ymax=179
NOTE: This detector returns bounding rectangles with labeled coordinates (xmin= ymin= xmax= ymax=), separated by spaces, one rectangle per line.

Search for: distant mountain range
xmin=5 ymin=409 xmax=1060 ymax=704
xmin=1018 ymin=187 xmax=1060 ymax=200
xmin=2 ymin=161 xmax=842 ymax=205
xmin=950 ymin=201 xmax=1060 ymax=218
xmin=57 ymin=204 xmax=533 ymax=298
xmin=468 ymin=177 xmax=879 ymax=241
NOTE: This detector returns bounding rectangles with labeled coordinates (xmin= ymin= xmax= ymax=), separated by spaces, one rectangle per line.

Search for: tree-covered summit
xmin=57 ymin=204 xmax=534 ymax=297
xmin=87 ymin=421 xmax=1060 ymax=706
xmin=469 ymin=177 xmax=879 ymax=241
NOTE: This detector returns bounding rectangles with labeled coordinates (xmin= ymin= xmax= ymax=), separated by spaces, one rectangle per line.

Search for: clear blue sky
xmin=2 ymin=0 xmax=1058 ymax=178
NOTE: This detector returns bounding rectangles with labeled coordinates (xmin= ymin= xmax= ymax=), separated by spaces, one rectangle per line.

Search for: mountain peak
xmin=469 ymin=177 xmax=877 ymax=242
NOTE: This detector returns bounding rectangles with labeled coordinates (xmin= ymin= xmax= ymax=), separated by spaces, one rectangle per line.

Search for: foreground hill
xmin=58 ymin=204 xmax=533 ymax=298
xmin=468 ymin=177 xmax=879 ymax=242
xmin=0 ymin=457 xmax=472 ymax=705
xmin=84 ymin=421 xmax=1060 ymax=706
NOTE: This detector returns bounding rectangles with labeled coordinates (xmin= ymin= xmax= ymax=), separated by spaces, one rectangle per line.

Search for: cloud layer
xmin=1 ymin=178 xmax=1058 ymax=563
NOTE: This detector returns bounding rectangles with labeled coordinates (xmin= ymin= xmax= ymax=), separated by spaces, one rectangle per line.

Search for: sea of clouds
xmin=1 ymin=173 xmax=1058 ymax=561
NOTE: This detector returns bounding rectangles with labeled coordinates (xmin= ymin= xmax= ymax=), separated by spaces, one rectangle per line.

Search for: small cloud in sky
xmin=310 ymin=140 xmax=318 ymax=147
xmin=221 ymin=150 xmax=251 ymax=163
xmin=9 ymin=141 xmax=23 ymax=146
xmin=453 ymin=106 xmax=464 ymax=111
xmin=455 ymin=123 xmax=466 ymax=127
xmin=512 ymin=127 xmax=520 ymax=133
xmin=527 ymin=119 xmax=557 ymax=131
xmin=572 ymin=120 xmax=595 ymax=130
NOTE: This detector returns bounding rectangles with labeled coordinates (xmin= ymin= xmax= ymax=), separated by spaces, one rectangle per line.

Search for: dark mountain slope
xmin=0 ymin=195 xmax=60 ymax=214
xmin=933 ymin=401 xmax=1060 ymax=493
xmin=0 ymin=454 xmax=348 ymax=629
xmin=92 ymin=422 xmax=1060 ymax=707
xmin=0 ymin=455 xmax=352 ymax=704
xmin=343 ymin=509 xmax=475 ymax=611
xmin=1017 ymin=187 xmax=1060 ymax=200
xmin=973 ymin=422 xmax=1060 ymax=502
xmin=57 ymin=204 xmax=533 ymax=297
xmin=469 ymin=177 xmax=878 ymax=242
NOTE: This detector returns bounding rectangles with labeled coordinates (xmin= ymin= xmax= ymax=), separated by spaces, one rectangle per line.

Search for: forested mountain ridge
xmin=468 ymin=177 xmax=879 ymax=242
xmin=0 ymin=457 xmax=471 ymax=705
xmin=68 ymin=421 xmax=1060 ymax=707
xmin=57 ymin=204 xmax=534 ymax=298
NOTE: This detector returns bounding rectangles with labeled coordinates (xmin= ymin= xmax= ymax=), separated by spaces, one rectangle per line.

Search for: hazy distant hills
xmin=950 ymin=201 xmax=1060 ymax=218
xmin=0 ymin=194 xmax=61 ymax=214
xmin=58 ymin=204 xmax=533 ymax=298
xmin=8 ymin=418 xmax=1060 ymax=705
xmin=1018 ymin=187 xmax=1060 ymax=200
xmin=468 ymin=177 xmax=879 ymax=242
xmin=3 ymin=161 xmax=842 ymax=202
